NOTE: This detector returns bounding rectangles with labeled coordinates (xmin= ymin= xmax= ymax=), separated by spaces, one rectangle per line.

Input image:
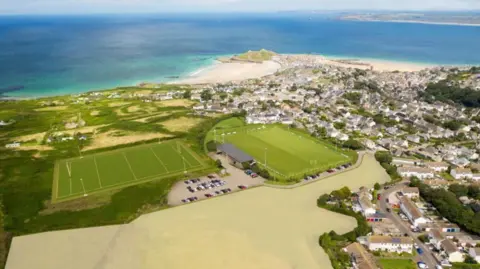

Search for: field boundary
xmin=51 ymin=140 xmax=210 ymax=203
xmin=215 ymin=124 xmax=355 ymax=180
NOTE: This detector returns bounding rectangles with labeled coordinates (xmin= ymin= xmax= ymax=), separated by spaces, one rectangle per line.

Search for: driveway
xmin=378 ymin=182 xmax=439 ymax=269
xmin=168 ymin=155 xmax=265 ymax=206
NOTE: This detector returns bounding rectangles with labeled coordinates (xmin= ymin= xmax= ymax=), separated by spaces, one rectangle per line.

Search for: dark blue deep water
xmin=1 ymin=13 xmax=479 ymax=97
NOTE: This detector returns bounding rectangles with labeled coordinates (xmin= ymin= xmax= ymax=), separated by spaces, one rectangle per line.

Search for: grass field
xmin=378 ymin=259 xmax=416 ymax=269
xmin=53 ymin=140 xmax=207 ymax=202
xmin=216 ymin=125 xmax=352 ymax=179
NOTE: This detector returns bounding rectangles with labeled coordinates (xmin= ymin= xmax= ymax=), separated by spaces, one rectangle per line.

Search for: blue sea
xmin=1 ymin=13 xmax=480 ymax=97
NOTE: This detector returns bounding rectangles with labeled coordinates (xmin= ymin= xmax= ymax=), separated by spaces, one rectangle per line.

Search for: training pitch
xmin=53 ymin=140 xmax=207 ymax=202
xmin=216 ymin=125 xmax=352 ymax=178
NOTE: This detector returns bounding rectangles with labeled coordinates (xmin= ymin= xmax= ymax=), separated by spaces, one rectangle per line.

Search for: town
xmin=1 ymin=54 xmax=480 ymax=269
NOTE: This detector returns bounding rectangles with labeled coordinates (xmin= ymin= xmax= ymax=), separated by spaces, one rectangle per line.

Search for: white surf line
xmin=122 ymin=153 xmax=138 ymax=180
xmin=93 ymin=156 xmax=103 ymax=188
xmin=150 ymin=147 xmax=169 ymax=172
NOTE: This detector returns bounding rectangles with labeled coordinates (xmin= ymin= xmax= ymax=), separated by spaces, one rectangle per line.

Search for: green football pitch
xmin=53 ymin=140 xmax=207 ymax=202
xmin=217 ymin=125 xmax=352 ymax=178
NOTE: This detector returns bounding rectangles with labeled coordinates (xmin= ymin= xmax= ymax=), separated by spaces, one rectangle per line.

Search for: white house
xmin=367 ymin=236 xmax=413 ymax=253
xmin=469 ymin=248 xmax=480 ymax=263
xmin=397 ymin=166 xmax=434 ymax=179
xmin=401 ymin=187 xmax=420 ymax=199
xmin=5 ymin=142 xmax=20 ymax=148
xmin=428 ymin=229 xmax=445 ymax=249
xmin=358 ymin=191 xmax=376 ymax=216
xmin=399 ymin=197 xmax=428 ymax=227
xmin=425 ymin=162 xmax=449 ymax=172
xmin=451 ymin=168 xmax=473 ymax=180
xmin=440 ymin=239 xmax=464 ymax=263
xmin=392 ymin=157 xmax=418 ymax=167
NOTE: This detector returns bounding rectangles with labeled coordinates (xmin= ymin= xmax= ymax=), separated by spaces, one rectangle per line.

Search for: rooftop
xmin=217 ymin=143 xmax=254 ymax=163
xmin=400 ymin=197 xmax=423 ymax=220
xmin=368 ymin=235 xmax=413 ymax=245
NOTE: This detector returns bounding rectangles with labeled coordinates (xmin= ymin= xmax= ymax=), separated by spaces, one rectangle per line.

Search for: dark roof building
xmin=217 ymin=143 xmax=254 ymax=163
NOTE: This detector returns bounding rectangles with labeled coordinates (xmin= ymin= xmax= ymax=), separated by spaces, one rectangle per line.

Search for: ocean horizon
xmin=1 ymin=13 xmax=480 ymax=97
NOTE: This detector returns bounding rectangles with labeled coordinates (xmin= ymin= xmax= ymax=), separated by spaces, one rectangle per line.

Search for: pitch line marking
xmin=93 ymin=156 xmax=103 ymax=188
xmin=170 ymin=144 xmax=194 ymax=167
xmin=122 ymin=153 xmax=138 ymax=180
xmin=150 ymin=147 xmax=169 ymax=172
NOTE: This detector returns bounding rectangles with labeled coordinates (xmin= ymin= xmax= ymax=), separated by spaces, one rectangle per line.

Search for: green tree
xmin=200 ymin=89 xmax=212 ymax=101
xmin=449 ymin=184 xmax=469 ymax=197
xmin=375 ymin=151 xmax=393 ymax=164
xmin=465 ymin=255 xmax=478 ymax=264
xmin=215 ymin=159 xmax=223 ymax=168
xmin=182 ymin=90 xmax=192 ymax=99
xmin=343 ymin=139 xmax=364 ymax=150
xmin=443 ymin=120 xmax=463 ymax=131
xmin=334 ymin=122 xmax=346 ymax=130
xmin=374 ymin=183 xmax=381 ymax=190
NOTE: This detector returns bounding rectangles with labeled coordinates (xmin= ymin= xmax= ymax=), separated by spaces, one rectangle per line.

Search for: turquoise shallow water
xmin=1 ymin=13 xmax=479 ymax=97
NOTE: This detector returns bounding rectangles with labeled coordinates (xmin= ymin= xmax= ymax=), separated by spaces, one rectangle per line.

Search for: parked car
xmin=417 ymin=262 xmax=427 ymax=269
xmin=205 ymin=193 xmax=213 ymax=198
xmin=251 ymin=173 xmax=258 ymax=178
xmin=238 ymin=185 xmax=247 ymax=190
xmin=417 ymin=248 xmax=424 ymax=255
xmin=386 ymin=208 xmax=391 ymax=213
xmin=245 ymin=169 xmax=253 ymax=175
xmin=327 ymin=169 xmax=335 ymax=173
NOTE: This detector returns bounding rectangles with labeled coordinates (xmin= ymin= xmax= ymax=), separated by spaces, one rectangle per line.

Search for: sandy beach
xmin=171 ymin=60 xmax=281 ymax=84
xmin=6 ymin=154 xmax=389 ymax=269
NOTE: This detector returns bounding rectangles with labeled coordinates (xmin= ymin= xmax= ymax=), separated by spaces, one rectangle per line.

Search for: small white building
xmin=367 ymin=235 xmax=413 ymax=253
xmin=5 ymin=142 xmax=20 ymax=148
xmin=401 ymin=187 xmax=420 ymax=199
xmin=451 ymin=168 xmax=473 ymax=180
xmin=398 ymin=166 xmax=434 ymax=179
xmin=469 ymin=248 xmax=480 ymax=263
xmin=399 ymin=197 xmax=428 ymax=227
xmin=440 ymin=239 xmax=464 ymax=263
xmin=425 ymin=162 xmax=449 ymax=172
xmin=358 ymin=191 xmax=376 ymax=216
xmin=428 ymin=229 xmax=445 ymax=249
xmin=392 ymin=158 xmax=419 ymax=167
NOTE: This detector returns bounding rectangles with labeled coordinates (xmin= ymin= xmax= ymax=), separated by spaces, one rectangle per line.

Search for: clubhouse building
xmin=217 ymin=143 xmax=254 ymax=168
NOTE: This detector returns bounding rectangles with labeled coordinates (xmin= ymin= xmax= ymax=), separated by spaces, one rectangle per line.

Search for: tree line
xmin=421 ymin=80 xmax=480 ymax=108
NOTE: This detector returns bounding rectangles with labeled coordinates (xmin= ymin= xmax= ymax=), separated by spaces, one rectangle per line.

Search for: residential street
xmin=377 ymin=182 xmax=439 ymax=269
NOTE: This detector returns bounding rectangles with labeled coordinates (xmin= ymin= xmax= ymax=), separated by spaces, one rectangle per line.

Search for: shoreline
xmin=343 ymin=18 xmax=480 ymax=27
xmin=1 ymin=53 xmax=476 ymax=99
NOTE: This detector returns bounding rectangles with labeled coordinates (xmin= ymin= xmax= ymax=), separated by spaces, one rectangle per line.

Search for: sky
xmin=1 ymin=0 xmax=479 ymax=14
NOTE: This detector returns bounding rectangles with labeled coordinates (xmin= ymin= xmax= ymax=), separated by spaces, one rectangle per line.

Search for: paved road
xmin=378 ymin=182 xmax=439 ymax=269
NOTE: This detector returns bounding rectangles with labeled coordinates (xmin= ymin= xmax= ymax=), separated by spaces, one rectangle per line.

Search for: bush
xmin=206 ymin=140 xmax=217 ymax=152
xmin=215 ymin=159 xmax=223 ymax=168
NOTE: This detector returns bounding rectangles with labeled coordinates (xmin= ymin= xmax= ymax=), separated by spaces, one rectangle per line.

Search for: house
xmin=423 ymin=179 xmax=450 ymax=188
xmin=401 ymin=187 xmax=420 ymax=199
xmin=428 ymin=229 xmax=445 ymax=249
xmin=5 ymin=142 xmax=20 ymax=148
xmin=392 ymin=158 xmax=419 ymax=167
xmin=472 ymin=174 xmax=480 ymax=181
xmin=344 ymin=243 xmax=378 ymax=269
xmin=366 ymin=235 xmax=414 ymax=253
xmin=358 ymin=191 xmax=376 ymax=216
xmin=425 ymin=162 xmax=449 ymax=172
xmin=406 ymin=135 xmax=421 ymax=144
xmin=366 ymin=212 xmax=387 ymax=222
xmin=422 ymin=222 xmax=460 ymax=233
xmin=440 ymin=239 xmax=464 ymax=263
xmin=397 ymin=166 xmax=434 ymax=179
xmin=399 ymin=197 xmax=428 ymax=227
xmin=469 ymin=248 xmax=480 ymax=263
xmin=451 ymin=168 xmax=473 ymax=180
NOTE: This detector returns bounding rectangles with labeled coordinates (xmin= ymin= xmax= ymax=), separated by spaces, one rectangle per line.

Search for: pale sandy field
xmin=34 ymin=106 xmax=68 ymax=112
xmin=6 ymin=154 xmax=389 ymax=269
xmin=82 ymin=131 xmax=172 ymax=151
xmin=160 ymin=117 xmax=205 ymax=132
xmin=172 ymin=60 xmax=281 ymax=84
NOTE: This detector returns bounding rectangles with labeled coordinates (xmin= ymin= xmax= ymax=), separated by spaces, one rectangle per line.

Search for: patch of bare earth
xmin=34 ymin=106 xmax=68 ymax=112
xmin=56 ymin=125 xmax=107 ymax=136
xmin=14 ymin=132 xmax=46 ymax=143
xmin=108 ymin=102 xmax=131 ymax=108
xmin=155 ymin=99 xmax=195 ymax=107
xmin=42 ymin=195 xmax=112 ymax=215
xmin=161 ymin=117 xmax=204 ymax=132
xmin=127 ymin=106 xmax=141 ymax=113
xmin=83 ymin=131 xmax=172 ymax=151
xmin=134 ymin=90 xmax=152 ymax=95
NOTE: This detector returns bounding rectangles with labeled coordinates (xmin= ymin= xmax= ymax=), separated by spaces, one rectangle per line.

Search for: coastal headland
xmin=170 ymin=50 xmax=434 ymax=85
